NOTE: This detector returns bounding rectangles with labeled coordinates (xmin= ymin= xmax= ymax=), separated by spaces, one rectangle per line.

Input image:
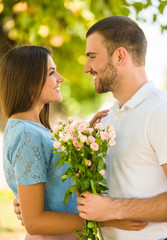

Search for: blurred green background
xmin=0 ymin=0 xmax=167 ymax=239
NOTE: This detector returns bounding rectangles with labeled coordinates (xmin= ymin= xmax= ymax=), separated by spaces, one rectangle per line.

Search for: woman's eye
xmin=49 ymin=71 xmax=55 ymax=76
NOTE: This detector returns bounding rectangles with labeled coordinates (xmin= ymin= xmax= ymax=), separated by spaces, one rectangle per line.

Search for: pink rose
xmin=87 ymin=160 xmax=92 ymax=166
xmin=61 ymin=134 xmax=70 ymax=142
xmin=100 ymin=131 xmax=108 ymax=140
xmin=78 ymin=123 xmax=87 ymax=132
xmin=108 ymin=131 xmax=116 ymax=139
xmin=65 ymin=124 xmax=75 ymax=134
xmin=80 ymin=135 xmax=87 ymax=143
xmin=53 ymin=141 xmax=61 ymax=149
xmin=108 ymin=139 xmax=116 ymax=146
xmin=95 ymin=123 xmax=103 ymax=131
xmin=90 ymin=142 xmax=99 ymax=151
xmin=87 ymin=136 xmax=95 ymax=143
xmin=56 ymin=124 xmax=63 ymax=132
xmin=83 ymin=128 xmax=94 ymax=134
xmin=61 ymin=146 xmax=66 ymax=151
xmin=67 ymin=116 xmax=74 ymax=122
xmin=99 ymin=170 xmax=105 ymax=176
xmin=56 ymin=119 xmax=62 ymax=124
xmin=107 ymin=124 xmax=115 ymax=132
xmin=73 ymin=140 xmax=82 ymax=149
xmin=51 ymin=132 xmax=55 ymax=137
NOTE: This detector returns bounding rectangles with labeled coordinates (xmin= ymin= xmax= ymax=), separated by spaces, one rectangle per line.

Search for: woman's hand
xmin=89 ymin=109 xmax=109 ymax=127
xmin=13 ymin=198 xmax=24 ymax=226
xmin=101 ymin=219 xmax=148 ymax=231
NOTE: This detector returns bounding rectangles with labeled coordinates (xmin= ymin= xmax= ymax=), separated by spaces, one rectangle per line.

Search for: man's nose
xmin=83 ymin=61 xmax=91 ymax=73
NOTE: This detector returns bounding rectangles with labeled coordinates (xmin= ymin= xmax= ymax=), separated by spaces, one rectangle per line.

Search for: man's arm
xmin=77 ymin=162 xmax=167 ymax=222
xmin=77 ymin=191 xmax=167 ymax=222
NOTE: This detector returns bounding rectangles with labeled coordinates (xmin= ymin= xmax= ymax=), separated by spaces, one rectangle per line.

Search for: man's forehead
xmin=86 ymin=33 xmax=107 ymax=53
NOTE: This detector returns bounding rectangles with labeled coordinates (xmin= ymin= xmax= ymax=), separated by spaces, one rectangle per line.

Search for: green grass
xmin=0 ymin=188 xmax=26 ymax=239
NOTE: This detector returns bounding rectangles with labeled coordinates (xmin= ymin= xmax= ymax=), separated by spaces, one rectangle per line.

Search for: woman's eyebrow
xmin=48 ymin=67 xmax=56 ymax=71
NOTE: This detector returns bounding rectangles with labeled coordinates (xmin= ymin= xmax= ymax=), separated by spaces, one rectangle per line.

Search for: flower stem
xmin=97 ymin=222 xmax=104 ymax=240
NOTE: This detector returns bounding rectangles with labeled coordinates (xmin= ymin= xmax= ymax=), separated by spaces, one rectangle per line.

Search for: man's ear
xmin=115 ymin=47 xmax=128 ymax=66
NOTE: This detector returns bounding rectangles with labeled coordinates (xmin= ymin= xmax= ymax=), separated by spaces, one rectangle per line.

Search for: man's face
xmin=84 ymin=32 xmax=118 ymax=94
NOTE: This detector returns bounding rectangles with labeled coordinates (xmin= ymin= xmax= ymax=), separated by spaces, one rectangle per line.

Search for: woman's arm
xmin=89 ymin=109 xmax=109 ymax=127
xmin=17 ymin=183 xmax=84 ymax=235
xmin=13 ymin=187 xmax=147 ymax=234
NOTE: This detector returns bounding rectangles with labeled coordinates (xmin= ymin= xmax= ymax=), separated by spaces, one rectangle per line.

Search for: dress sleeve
xmin=147 ymin=102 xmax=167 ymax=165
xmin=12 ymin=129 xmax=47 ymax=185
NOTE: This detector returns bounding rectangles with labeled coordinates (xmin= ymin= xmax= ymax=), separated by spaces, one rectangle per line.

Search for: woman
xmin=0 ymin=45 xmax=112 ymax=240
xmin=0 ymin=45 xmax=85 ymax=239
xmin=0 ymin=45 xmax=147 ymax=240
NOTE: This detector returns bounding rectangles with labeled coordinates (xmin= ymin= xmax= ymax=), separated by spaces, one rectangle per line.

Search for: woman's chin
xmin=55 ymin=97 xmax=62 ymax=103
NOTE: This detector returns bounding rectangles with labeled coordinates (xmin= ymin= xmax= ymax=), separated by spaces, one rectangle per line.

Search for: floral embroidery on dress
xmin=23 ymin=161 xmax=33 ymax=176
xmin=3 ymin=119 xmax=78 ymax=213
xmin=32 ymin=146 xmax=41 ymax=161
xmin=24 ymin=133 xmax=31 ymax=146
xmin=16 ymin=149 xmax=23 ymax=161
xmin=7 ymin=169 xmax=13 ymax=181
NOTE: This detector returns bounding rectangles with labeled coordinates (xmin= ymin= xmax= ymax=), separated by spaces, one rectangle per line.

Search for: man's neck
xmin=114 ymin=80 xmax=148 ymax=108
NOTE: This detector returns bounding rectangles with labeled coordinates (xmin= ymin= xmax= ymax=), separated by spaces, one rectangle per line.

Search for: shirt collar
xmin=113 ymin=81 xmax=155 ymax=112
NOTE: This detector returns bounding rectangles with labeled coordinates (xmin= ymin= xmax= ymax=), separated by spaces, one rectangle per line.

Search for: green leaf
xmin=73 ymin=230 xmax=81 ymax=236
xmin=90 ymin=179 xmax=97 ymax=195
xmin=66 ymin=184 xmax=78 ymax=194
xmin=87 ymin=221 xmax=95 ymax=228
xmin=100 ymin=178 xmax=107 ymax=185
xmin=54 ymin=158 xmax=65 ymax=168
xmin=82 ymin=177 xmax=90 ymax=189
xmin=64 ymin=192 xmax=72 ymax=206
xmin=97 ymin=158 xmax=104 ymax=171
xmin=61 ymin=174 xmax=68 ymax=180
xmin=75 ymin=163 xmax=85 ymax=173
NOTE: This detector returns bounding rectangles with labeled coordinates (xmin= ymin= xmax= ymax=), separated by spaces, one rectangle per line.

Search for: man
xmin=13 ymin=16 xmax=167 ymax=239
xmin=76 ymin=16 xmax=167 ymax=240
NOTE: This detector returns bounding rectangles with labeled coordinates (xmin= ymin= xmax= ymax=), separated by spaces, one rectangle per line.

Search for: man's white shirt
xmin=101 ymin=81 xmax=167 ymax=240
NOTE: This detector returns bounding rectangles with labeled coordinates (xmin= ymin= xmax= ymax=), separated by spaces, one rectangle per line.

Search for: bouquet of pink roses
xmin=52 ymin=117 xmax=116 ymax=240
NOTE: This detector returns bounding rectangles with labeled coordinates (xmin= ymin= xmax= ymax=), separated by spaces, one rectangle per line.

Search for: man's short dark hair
xmin=86 ymin=16 xmax=147 ymax=66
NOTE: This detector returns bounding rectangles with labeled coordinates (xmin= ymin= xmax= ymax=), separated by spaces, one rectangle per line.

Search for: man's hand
xmin=76 ymin=191 xmax=114 ymax=221
xmin=13 ymin=198 xmax=24 ymax=226
xmin=77 ymin=192 xmax=148 ymax=231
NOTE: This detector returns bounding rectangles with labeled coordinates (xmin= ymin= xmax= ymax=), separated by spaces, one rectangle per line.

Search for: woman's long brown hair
xmin=0 ymin=45 xmax=52 ymax=130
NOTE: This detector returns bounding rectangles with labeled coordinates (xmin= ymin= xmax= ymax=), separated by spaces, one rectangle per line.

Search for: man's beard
xmin=96 ymin=61 xmax=119 ymax=94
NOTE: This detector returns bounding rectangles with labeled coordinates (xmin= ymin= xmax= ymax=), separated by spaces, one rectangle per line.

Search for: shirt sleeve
xmin=147 ymin=102 xmax=167 ymax=165
xmin=12 ymin=128 xmax=47 ymax=185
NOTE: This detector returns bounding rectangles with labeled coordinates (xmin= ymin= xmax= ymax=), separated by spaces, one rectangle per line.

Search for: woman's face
xmin=39 ymin=55 xmax=65 ymax=104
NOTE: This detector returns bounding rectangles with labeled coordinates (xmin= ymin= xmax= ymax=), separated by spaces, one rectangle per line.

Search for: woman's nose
xmin=56 ymin=73 xmax=65 ymax=83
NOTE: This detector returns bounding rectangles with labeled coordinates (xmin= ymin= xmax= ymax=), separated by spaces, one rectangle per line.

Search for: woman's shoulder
xmin=6 ymin=119 xmax=49 ymax=135
xmin=4 ymin=119 xmax=50 ymax=146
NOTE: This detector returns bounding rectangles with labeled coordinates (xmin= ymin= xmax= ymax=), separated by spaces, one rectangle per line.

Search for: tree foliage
xmin=0 ymin=0 xmax=167 ymax=119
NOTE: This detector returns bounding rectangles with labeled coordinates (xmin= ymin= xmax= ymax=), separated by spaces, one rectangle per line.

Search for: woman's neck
xmin=9 ymin=107 xmax=43 ymax=125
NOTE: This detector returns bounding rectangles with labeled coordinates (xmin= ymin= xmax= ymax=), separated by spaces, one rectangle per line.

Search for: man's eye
xmin=90 ymin=56 xmax=95 ymax=59
xmin=49 ymin=71 xmax=55 ymax=76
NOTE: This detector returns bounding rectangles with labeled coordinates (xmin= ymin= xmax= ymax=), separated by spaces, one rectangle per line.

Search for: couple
xmin=1 ymin=16 xmax=167 ymax=240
